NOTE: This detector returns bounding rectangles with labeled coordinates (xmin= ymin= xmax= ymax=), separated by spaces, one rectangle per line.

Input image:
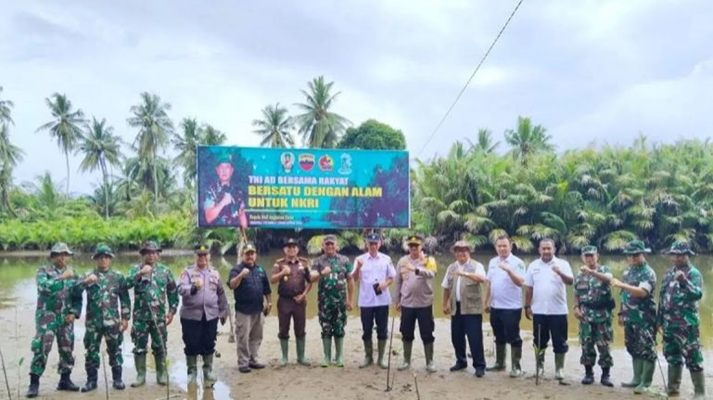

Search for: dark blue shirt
xmin=228 ymin=262 xmax=271 ymax=315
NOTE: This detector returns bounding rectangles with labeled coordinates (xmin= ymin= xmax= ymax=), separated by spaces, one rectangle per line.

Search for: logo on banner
xmin=338 ymin=153 xmax=353 ymax=175
xmin=299 ymin=154 xmax=315 ymax=171
xmin=318 ymin=155 xmax=334 ymax=172
xmin=281 ymin=152 xmax=295 ymax=173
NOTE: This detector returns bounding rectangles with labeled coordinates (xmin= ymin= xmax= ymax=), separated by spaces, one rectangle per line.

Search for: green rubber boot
xmin=130 ymin=353 xmax=147 ymax=388
xmin=359 ymin=340 xmax=373 ymax=368
xmin=398 ymin=341 xmax=412 ymax=371
xmin=691 ymin=370 xmax=706 ymax=400
xmin=377 ymin=340 xmax=388 ymax=369
xmin=186 ymin=355 xmax=198 ymax=385
xmin=509 ymin=347 xmax=523 ymax=377
xmin=554 ymin=353 xmax=566 ymax=381
xmin=155 ymin=354 xmax=168 ymax=386
xmin=487 ymin=344 xmax=507 ymax=371
xmin=333 ymin=337 xmax=345 ymax=367
xmin=280 ymin=339 xmax=289 ymax=366
xmin=296 ymin=338 xmax=310 ymax=366
xmin=621 ymin=358 xmax=643 ymax=388
xmin=633 ymin=359 xmax=655 ymax=394
xmin=202 ymin=354 xmax=216 ymax=388
xmin=666 ymin=365 xmax=682 ymax=396
xmin=321 ymin=337 xmax=332 ymax=368
xmin=424 ymin=343 xmax=437 ymax=373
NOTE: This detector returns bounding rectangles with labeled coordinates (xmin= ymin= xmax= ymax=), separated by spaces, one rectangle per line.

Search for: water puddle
xmin=171 ymin=359 xmax=232 ymax=400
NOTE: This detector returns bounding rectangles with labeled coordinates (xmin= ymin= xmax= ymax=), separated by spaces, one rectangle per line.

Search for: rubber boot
xmin=621 ymin=357 xmax=642 ymax=388
xmin=155 ymin=354 xmax=168 ymax=386
xmin=112 ymin=366 xmax=125 ymax=390
xmin=296 ymin=338 xmax=310 ymax=366
xmin=186 ymin=355 xmax=198 ymax=385
xmin=202 ymin=354 xmax=216 ymax=388
xmin=280 ymin=339 xmax=289 ymax=366
xmin=359 ymin=340 xmax=373 ymax=368
xmin=26 ymin=373 xmax=40 ymax=398
xmin=600 ymin=367 xmax=613 ymax=387
xmin=131 ymin=353 xmax=147 ymax=387
xmin=535 ymin=350 xmax=545 ymax=378
xmin=398 ymin=341 xmax=412 ymax=371
xmin=81 ymin=368 xmax=98 ymax=392
xmin=554 ymin=353 xmax=565 ymax=380
xmin=57 ymin=372 xmax=80 ymax=391
xmin=633 ymin=359 xmax=655 ymax=394
xmin=321 ymin=337 xmax=332 ymax=368
xmin=486 ymin=344 xmax=507 ymax=371
xmin=333 ymin=337 xmax=345 ymax=367
xmin=509 ymin=347 xmax=523 ymax=377
xmin=581 ymin=365 xmax=594 ymax=385
xmin=666 ymin=365 xmax=682 ymax=396
xmin=377 ymin=340 xmax=388 ymax=369
xmin=691 ymin=370 xmax=706 ymax=400
xmin=424 ymin=343 xmax=437 ymax=372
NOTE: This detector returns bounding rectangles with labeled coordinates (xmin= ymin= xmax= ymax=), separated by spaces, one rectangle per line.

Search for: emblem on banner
xmin=318 ymin=155 xmax=334 ymax=172
xmin=299 ymin=154 xmax=315 ymax=171
xmin=338 ymin=153 xmax=353 ymax=175
xmin=281 ymin=152 xmax=295 ymax=173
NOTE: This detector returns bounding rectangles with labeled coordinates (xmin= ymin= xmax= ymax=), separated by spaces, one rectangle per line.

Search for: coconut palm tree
xmin=504 ymin=116 xmax=553 ymax=164
xmin=0 ymin=86 xmax=14 ymax=126
xmin=172 ymin=118 xmax=202 ymax=188
xmin=202 ymin=124 xmax=226 ymax=145
xmin=252 ymin=103 xmax=295 ymax=148
xmin=294 ymin=76 xmax=350 ymax=148
xmin=36 ymin=93 xmax=86 ymax=194
xmin=468 ymin=128 xmax=499 ymax=153
xmin=77 ymin=117 xmax=123 ymax=218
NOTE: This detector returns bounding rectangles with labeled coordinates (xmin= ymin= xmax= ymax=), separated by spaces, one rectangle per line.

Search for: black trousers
xmin=400 ymin=306 xmax=435 ymax=344
xmin=490 ymin=308 xmax=523 ymax=348
xmin=360 ymin=306 xmax=389 ymax=341
xmin=533 ymin=314 xmax=568 ymax=353
xmin=451 ymin=303 xmax=485 ymax=368
xmin=181 ymin=314 xmax=219 ymax=356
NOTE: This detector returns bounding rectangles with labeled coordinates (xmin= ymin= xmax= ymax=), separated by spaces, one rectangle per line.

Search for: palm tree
xmin=172 ymin=118 xmax=202 ymax=188
xmin=252 ymin=103 xmax=295 ymax=148
xmin=77 ymin=117 xmax=123 ymax=218
xmin=0 ymin=86 xmax=14 ymax=126
xmin=504 ymin=116 xmax=553 ymax=164
xmin=126 ymin=92 xmax=174 ymax=198
xmin=0 ymin=125 xmax=24 ymax=213
xmin=202 ymin=124 xmax=226 ymax=145
xmin=36 ymin=93 xmax=86 ymax=194
xmin=294 ymin=76 xmax=350 ymax=148
xmin=468 ymin=128 xmax=499 ymax=153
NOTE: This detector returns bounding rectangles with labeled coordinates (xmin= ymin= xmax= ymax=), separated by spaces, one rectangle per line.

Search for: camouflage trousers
xmin=624 ymin=322 xmax=657 ymax=362
xmin=318 ymin=302 xmax=347 ymax=339
xmin=663 ymin=324 xmax=704 ymax=372
xmin=579 ymin=320 xmax=613 ymax=367
xmin=131 ymin=318 xmax=168 ymax=355
xmin=84 ymin=323 xmax=124 ymax=370
xmin=30 ymin=318 xmax=74 ymax=376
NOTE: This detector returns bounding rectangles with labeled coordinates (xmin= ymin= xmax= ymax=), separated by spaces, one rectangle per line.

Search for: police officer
xmin=203 ymin=152 xmax=247 ymax=228
xmin=27 ymin=243 xmax=81 ymax=398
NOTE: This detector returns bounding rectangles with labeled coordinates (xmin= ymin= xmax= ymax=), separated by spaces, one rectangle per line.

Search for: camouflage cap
xmin=323 ymin=234 xmax=338 ymax=244
xmin=667 ymin=241 xmax=695 ymax=256
xmin=194 ymin=244 xmax=210 ymax=255
xmin=622 ymin=240 xmax=651 ymax=255
xmin=450 ymin=240 xmax=473 ymax=253
xmin=50 ymin=242 xmax=74 ymax=256
xmin=139 ymin=240 xmax=162 ymax=254
xmin=365 ymin=232 xmax=381 ymax=243
xmin=92 ymin=243 xmax=114 ymax=259
xmin=405 ymin=234 xmax=424 ymax=246
xmin=242 ymin=242 xmax=257 ymax=254
xmin=284 ymin=238 xmax=299 ymax=247
xmin=581 ymin=245 xmax=598 ymax=255
xmin=215 ymin=152 xmax=232 ymax=165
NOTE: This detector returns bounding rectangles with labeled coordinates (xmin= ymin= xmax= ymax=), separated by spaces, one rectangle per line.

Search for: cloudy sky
xmin=2 ymin=0 xmax=712 ymax=194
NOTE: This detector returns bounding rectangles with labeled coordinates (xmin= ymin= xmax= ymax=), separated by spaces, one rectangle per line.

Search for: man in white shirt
xmin=484 ymin=235 xmax=526 ymax=377
xmin=524 ymin=238 xmax=574 ymax=381
xmin=352 ymin=232 xmax=395 ymax=369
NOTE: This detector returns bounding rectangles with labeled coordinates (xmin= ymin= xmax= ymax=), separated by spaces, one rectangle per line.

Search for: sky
xmin=1 ymin=0 xmax=712 ymax=195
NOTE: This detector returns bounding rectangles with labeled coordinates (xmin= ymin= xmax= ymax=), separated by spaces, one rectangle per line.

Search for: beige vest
xmin=447 ymin=260 xmax=484 ymax=315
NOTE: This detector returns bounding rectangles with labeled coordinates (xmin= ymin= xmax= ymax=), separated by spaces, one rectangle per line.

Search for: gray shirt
xmin=395 ymin=254 xmax=436 ymax=308
xmin=178 ymin=264 xmax=229 ymax=321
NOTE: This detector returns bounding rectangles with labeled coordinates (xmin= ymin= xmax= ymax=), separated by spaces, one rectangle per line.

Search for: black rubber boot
xmin=57 ymin=372 xmax=80 ymax=391
xmin=26 ymin=374 xmax=40 ymax=398
xmin=600 ymin=367 xmax=613 ymax=387
xmin=112 ymin=366 xmax=125 ymax=390
xmin=81 ymin=368 xmax=98 ymax=392
xmin=581 ymin=365 xmax=594 ymax=385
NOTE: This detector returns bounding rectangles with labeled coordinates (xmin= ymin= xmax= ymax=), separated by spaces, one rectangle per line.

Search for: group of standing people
xmin=26 ymin=234 xmax=706 ymax=399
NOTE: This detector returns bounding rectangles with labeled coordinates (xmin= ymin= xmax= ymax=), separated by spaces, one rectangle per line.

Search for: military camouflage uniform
xmin=312 ymin=254 xmax=353 ymax=338
xmin=619 ymin=262 xmax=657 ymax=362
xmin=126 ymin=263 xmax=179 ymax=355
xmin=29 ymin=264 xmax=80 ymax=376
xmin=657 ymin=263 xmax=704 ymax=371
xmin=74 ymin=269 xmax=131 ymax=369
xmin=203 ymin=182 xmax=246 ymax=225
xmin=574 ymin=265 xmax=615 ymax=368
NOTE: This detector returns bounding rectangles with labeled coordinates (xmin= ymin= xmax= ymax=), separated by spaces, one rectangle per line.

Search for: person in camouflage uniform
xmin=611 ymin=240 xmax=658 ymax=395
xmin=73 ymin=244 xmax=131 ymax=392
xmin=202 ymin=152 xmax=248 ymax=228
xmin=573 ymin=245 xmax=615 ymax=387
xmin=310 ymin=234 xmax=354 ymax=367
xmin=126 ymin=241 xmax=179 ymax=387
xmin=26 ymin=243 xmax=81 ymax=398
xmin=658 ymin=241 xmax=705 ymax=399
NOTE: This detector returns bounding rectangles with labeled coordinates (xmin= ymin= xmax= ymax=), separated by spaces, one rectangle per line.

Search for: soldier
xmin=125 ymin=241 xmax=179 ymax=387
xmin=203 ymin=152 xmax=248 ymax=228
xmin=310 ymin=234 xmax=354 ymax=367
xmin=75 ymin=244 xmax=131 ymax=392
xmin=611 ymin=240 xmax=658 ymax=395
xmin=395 ymin=234 xmax=438 ymax=372
xmin=178 ymin=244 xmax=229 ymax=387
xmin=658 ymin=241 xmax=705 ymax=399
xmin=270 ymin=238 xmax=312 ymax=367
xmin=26 ymin=243 xmax=81 ymax=398
xmin=573 ymin=245 xmax=614 ymax=387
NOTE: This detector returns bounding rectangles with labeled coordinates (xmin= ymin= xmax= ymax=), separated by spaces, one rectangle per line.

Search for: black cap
xmin=284 ymin=238 xmax=299 ymax=247
xmin=194 ymin=244 xmax=210 ymax=255
xmin=366 ymin=232 xmax=381 ymax=243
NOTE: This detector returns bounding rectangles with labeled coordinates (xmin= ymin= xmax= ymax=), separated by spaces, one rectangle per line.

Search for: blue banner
xmin=196 ymin=146 xmax=410 ymax=229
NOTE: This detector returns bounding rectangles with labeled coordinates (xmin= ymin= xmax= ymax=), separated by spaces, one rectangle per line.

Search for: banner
xmin=196 ymin=146 xmax=410 ymax=229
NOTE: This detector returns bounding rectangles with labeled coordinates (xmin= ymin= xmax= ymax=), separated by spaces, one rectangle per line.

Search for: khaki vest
xmin=447 ymin=260 xmax=484 ymax=315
